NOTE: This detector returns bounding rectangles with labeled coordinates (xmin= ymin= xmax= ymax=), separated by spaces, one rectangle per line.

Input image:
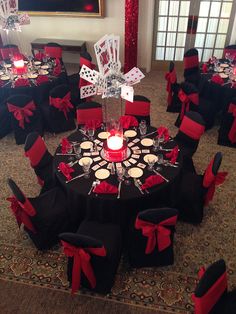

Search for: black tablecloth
xmin=53 ymin=127 xmax=183 ymax=230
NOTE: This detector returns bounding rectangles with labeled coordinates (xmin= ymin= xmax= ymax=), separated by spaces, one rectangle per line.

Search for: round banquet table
xmin=53 ymin=126 xmax=183 ymax=231
xmin=0 ymin=60 xmax=68 ymax=106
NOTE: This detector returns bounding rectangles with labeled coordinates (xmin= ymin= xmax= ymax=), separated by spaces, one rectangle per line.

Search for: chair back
xmin=44 ymin=43 xmax=62 ymax=59
xmin=223 ymin=45 xmax=236 ymax=60
xmin=0 ymin=44 xmax=19 ymax=60
xmin=184 ymin=48 xmax=199 ymax=76
xmin=125 ymin=95 xmax=151 ymax=125
xmin=76 ymin=101 xmax=103 ymax=125
xmin=80 ymin=51 xmax=94 ymax=68
xmin=178 ymin=82 xmax=199 ymax=121
xmin=178 ymin=111 xmax=205 ymax=141
xmin=49 ymin=84 xmax=74 ymax=120
xmin=192 ymin=259 xmax=228 ymax=314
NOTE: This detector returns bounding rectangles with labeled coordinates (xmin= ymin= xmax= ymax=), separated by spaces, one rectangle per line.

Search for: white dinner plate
xmin=79 ymin=157 xmax=93 ymax=166
xmin=141 ymin=138 xmax=153 ymax=147
xmin=41 ymin=65 xmax=49 ymax=69
xmin=0 ymin=75 xmax=10 ymax=81
xmin=124 ymin=130 xmax=137 ymax=138
xmin=95 ymin=169 xmax=110 ymax=180
xmin=220 ymin=63 xmax=229 ymax=68
xmin=98 ymin=132 xmax=110 ymax=139
xmin=217 ymin=68 xmax=224 ymax=73
xmin=24 ymin=61 xmax=29 ymax=64
xmin=143 ymin=154 xmax=158 ymax=163
xmin=34 ymin=61 xmax=41 ymax=65
xmin=219 ymin=73 xmax=228 ymax=79
xmin=28 ymin=73 xmax=38 ymax=79
xmin=80 ymin=141 xmax=93 ymax=149
xmin=128 ymin=167 xmax=143 ymax=178
xmin=5 ymin=64 xmax=11 ymax=68
xmin=39 ymin=70 xmax=49 ymax=75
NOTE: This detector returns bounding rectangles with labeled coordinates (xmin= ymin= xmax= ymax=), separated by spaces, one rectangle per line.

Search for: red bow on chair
xmin=178 ymin=89 xmax=199 ymax=120
xmin=228 ymin=103 xmax=236 ymax=144
xmin=165 ymin=70 xmax=176 ymax=106
xmin=204 ymin=172 xmax=228 ymax=206
xmin=6 ymin=196 xmax=36 ymax=233
xmin=7 ymin=101 xmax=36 ymax=129
xmin=50 ymin=92 xmax=73 ymax=120
xmin=61 ymin=241 xmax=106 ymax=294
xmin=135 ymin=216 xmax=177 ymax=254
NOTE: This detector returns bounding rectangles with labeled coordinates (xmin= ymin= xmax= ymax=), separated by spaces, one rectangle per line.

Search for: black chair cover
xmin=166 ymin=61 xmax=181 ymax=113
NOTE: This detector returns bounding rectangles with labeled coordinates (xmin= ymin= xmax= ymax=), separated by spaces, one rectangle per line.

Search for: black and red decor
xmin=125 ymin=95 xmax=151 ymax=125
xmin=7 ymin=178 xmax=70 ymax=250
xmin=218 ymin=99 xmax=236 ymax=148
xmin=183 ymin=48 xmax=200 ymax=86
xmin=165 ymin=61 xmax=181 ymax=113
xmin=128 ymin=208 xmax=178 ymax=268
xmin=59 ymin=220 xmax=122 ymax=294
xmin=76 ymin=101 xmax=103 ymax=126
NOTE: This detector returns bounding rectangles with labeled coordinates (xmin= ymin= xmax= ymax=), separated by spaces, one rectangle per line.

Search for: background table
xmin=54 ymin=127 xmax=183 ymax=230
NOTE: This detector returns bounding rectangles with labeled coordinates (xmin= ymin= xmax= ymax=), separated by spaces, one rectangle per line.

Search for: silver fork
xmin=134 ymin=179 xmax=144 ymax=195
xmin=88 ymin=181 xmax=97 ymax=195
xmin=137 ymin=179 xmax=149 ymax=194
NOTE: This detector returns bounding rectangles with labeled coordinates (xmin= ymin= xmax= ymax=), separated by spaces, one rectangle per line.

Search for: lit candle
xmin=107 ymin=135 xmax=123 ymax=150
xmin=14 ymin=59 xmax=24 ymax=69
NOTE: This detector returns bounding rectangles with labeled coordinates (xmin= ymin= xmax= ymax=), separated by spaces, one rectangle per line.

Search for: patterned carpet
xmin=0 ymin=69 xmax=236 ymax=314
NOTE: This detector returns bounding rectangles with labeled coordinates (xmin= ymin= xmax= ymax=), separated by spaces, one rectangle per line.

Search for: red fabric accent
xmin=125 ymin=100 xmax=150 ymax=117
xmin=50 ymin=92 xmax=73 ymax=120
xmin=85 ymin=119 xmax=102 ymax=130
xmin=6 ymin=196 xmax=36 ymax=233
xmin=165 ymin=70 xmax=177 ymax=106
xmin=44 ymin=46 xmax=62 ymax=59
xmin=198 ymin=267 xmax=206 ymax=279
xmin=179 ymin=116 xmax=205 ymax=140
xmin=34 ymin=51 xmax=45 ymax=61
xmin=178 ymin=89 xmax=199 ymax=120
xmin=211 ymin=75 xmax=224 ymax=85
xmin=77 ymin=107 xmax=103 ymax=125
xmin=184 ymin=55 xmax=199 ymax=70
xmin=141 ymin=175 xmax=164 ymax=190
xmin=165 ymin=145 xmax=179 ymax=164
xmin=14 ymin=78 xmax=30 ymax=87
xmin=58 ymin=162 xmax=74 ymax=181
xmin=124 ymin=0 xmax=139 ymax=73
xmin=223 ymin=48 xmax=236 ymax=60
xmin=228 ymin=103 xmax=236 ymax=143
xmin=135 ymin=215 xmax=177 ymax=254
xmin=36 ymin=75 xmax=49 ymax=85
xmin=0 ymin=47 xmax=19 ymax=60
xmin=25 ymin=136 xmax=47 ymax=167
xmin=52 ymin=58 xmax=62 ymax=76
xmin=61 ymin=138 xmax=72 ymax=154
xmin=202 ymin=63 xmax=208 ymax=73
xmin=61 ymin=241 xmax=106 ymax=294
xmin=93 ymin=181 xmax=118 ymax=194
xmin=157 ymin=126 xmax=170 ymax=142
xmin=7 ymin=101 xmax=36 ymax=129
xmin=80 ymin=57 xmax=96 ymax=69
xmin=192 ymin=272 xmax=227 ymax=314
xmin=119 ymin=115 xmax=138 ymax=129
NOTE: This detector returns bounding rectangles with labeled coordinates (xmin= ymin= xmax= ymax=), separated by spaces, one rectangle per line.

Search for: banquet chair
xmin=59 ymin=220 xmax=122 ymax=294
xmin=76 ymin=101 xmax=103 ymax=126
xmin=128 ymin=208 xmax=178 ymax=268
xmin=7 ymin=94 xmax=43 ymax=145
xmin=0 ymin=102 xmax=11 ymax=139
xmin=176 ymin=152 xmax=227 ymax=224
xmin=218 ymin=98 xmax=236 ymax=148
xmin=165 ymin=61 xmax=181 ymax=113
xmin=24 ymin=132 xmax=55 ymax=192
xmin=44 ymin=42 xmax=62 ymax=59
xmin=125 ymin=95 xmax=151 ymax=125
xmin=7 ymin=178 xmax=70 ymax=250
xmin=192 ymin=259 xmax=236 ymax=314
xmin=0 ymin=44 xmax=20 ymax=61
xmin=41 ymin=84 xmax=76 ymax=134
xmin=183 ymin=48 xmax=200 ymax=86
xmin=223 ymin=44 xmax=236 ymax=61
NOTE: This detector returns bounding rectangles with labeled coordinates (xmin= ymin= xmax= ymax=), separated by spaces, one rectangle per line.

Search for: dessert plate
xmin=219 ymin=73 xmax=228 ymax=79
xmin=220 ymin=63 xmax=229 ymax=68
xmin=41 ymin=65 xmax=49 ymax=69
xmin=95 ymin=169 xmax=110 ymax=180
xmin=0 ymin=75 xmax=10 ymax=80
xmin=98 ymin=132 xmax=110 ymax=139
xmin=80 ymin=141 xmax=92 ymax=149
xmin=39 ymin=70 xmax=49 ymax=75
xmin=124 ymin=130 xmax=137 ymax=138
xmin=141 ymin=138 xmax=153 ymax=147
xmin=143 ymin=154 xmax=158 ymax=163
xmin=34 ymin=61 xmax=41 ymax=65
xmin=128 ymin=167 xmax=143 ymax=178
xmin=79 ymin=157 xmax=93 ymax=166
xmin=28 ymin=73 xmax=38 ymax=79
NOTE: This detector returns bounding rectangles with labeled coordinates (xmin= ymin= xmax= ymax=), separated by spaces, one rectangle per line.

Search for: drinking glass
xmin=139 ymin=120 xmax=147 ymax=136
xmin=73 ymin=143 xmax=81 ymax=159
xmin=153 ymin=137 xmax=160 ymax=152
xmin=82 ymin=160 xmax=91 ymax=179
xmin=147 ymin=157 xmax=156 ymax=171
xmin=87 ymin=128 xmax=95 ymax=140
xmin=117 ymin=167 xmax=124 ymax=182
xmin=158 ymin=135 xmax=165 ymax=146
xmin=124 ymin=167 xmax=131 ymax=185
xmin=67 ymin=144 xmax=74 ymax=161
xmin=156 ymin=153 xmax=164 ymax=171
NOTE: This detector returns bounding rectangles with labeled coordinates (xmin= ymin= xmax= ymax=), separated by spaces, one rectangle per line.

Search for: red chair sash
xmin=61 ymin=241 xmax=106 ymax=294
xmin=184 ymin=55 xmax=199 ymax=70
xmin=192 ymin=270 xmax=227 ymax=314
xmin=25 ymin=136 xmax=47 ymax=167
xmin=223 ymin=48 xmax=236 ymax=60
xmin=135 ymin=215 xmax=177 ymax=254
xmin=6 ymin=196 xmax=36 ymax=233
xmin=178 ymin=89 xmax=199 ymax=119
xmin=125 ymin=100 xmax=150 ymax=117
xmin=179 ymin=116 xmax=205 ymax=140
xmin=7 ymin=101 xmax=36 ymax=129
xmin=77 ymin=107 xmax=103 ymax=125
xmin=44 ymin=46 xmax=62 ymax=59
xmin=0 ymin=47 xmax=19 ymax=60
xmin=228 ymin=103 xmax=236 ymax=143
xmin=165 ymin=70 xmax=177 ymax=106
xmin=50 ymin=92 xmax=73 ymax=120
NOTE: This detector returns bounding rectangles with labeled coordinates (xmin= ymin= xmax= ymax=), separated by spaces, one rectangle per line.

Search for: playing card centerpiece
xmin=79 ymin=34 xmax=145 ymax=102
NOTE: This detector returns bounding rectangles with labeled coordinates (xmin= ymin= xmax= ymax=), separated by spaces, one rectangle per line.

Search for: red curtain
xmin=124 ymin=0 xmax=139 ymax=73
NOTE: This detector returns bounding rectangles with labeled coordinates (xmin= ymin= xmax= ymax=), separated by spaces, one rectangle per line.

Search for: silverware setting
xmin=163 ymin=161 xmax=178 ymax=168
xmin=88 ymin=180 xmax=100 ymax=195
xmin=78 ymin=129 xmax=90 ymax=139
xmin=117 ymin=181 xmax=122 ymax=199
xmin=137 ymin=179 xmax=149 ymax=194
xmin=134 ymin=178 xmax=144 ymax=194
xmin=66 ymin=172 xmax=86 ymax=183
xmin=152 ymin=169 xmax=169 ymax=182
xmin=140 ymin=130 xmax=157 ymax=139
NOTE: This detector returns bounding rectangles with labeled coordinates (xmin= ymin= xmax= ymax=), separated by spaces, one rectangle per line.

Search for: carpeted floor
xmin=0 ymin=67 xmax=236 ymax=314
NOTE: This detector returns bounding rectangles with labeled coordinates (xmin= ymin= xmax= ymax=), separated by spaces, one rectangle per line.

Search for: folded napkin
xmin=93 ymin=181 xmax=118 ymax=194
xmin=211 ymin=74 xmax=224 ymax=85
xmin=85 ymin=119 xmax=102 ymax=130
xmin=61 ymin=137 xmax=72 ymax=154
xmin=157 ymin=126 xmax=170 ymax=142
xmin=58 ymin=162 xmax=74 ymax=181
xmin=34 ymin=52 xmax=45 ymax=61
xmin=14 ymin=78 xmax=30 ymax=87
xmin=165 ymin=145 xmax=179 ymax=164
xmin=202 ymin=63 xmax=208 ymax=73
xmin=119 ymin=115 xmax=139 ymax=129
xmin=36 ymin=75 xmax=49 ymax=85
xmin=141 ymin=175 xmax=164 ymax=190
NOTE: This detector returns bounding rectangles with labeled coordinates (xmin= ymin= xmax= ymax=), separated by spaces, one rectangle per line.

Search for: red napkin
xmin=119 ymin=115 xmax=138 ymax=129
xmin=36 ymin=75 xmax=49 ymax=85
xmin=141 ymin=175 xmax=164 ymax=190
xmin=61 ymin=137 xmax=72 ymax=154
xmin=157 ymin=126 xmax=170 ymax=142
xmin=34 ymin=52 xmax=45 ymax=61
xmin=202 ymin=63 xmax=208 ymax=73
xmin=211 ymin=74 xmax=224 ymax=85
xmin=58 ymin=162 xmax=74 ymax=181
xmin=85 ymin=119 xmax=102 ymax=130
xmin=14 ymin=78 xmax=30 ymax=87
xmin=165 ymin=145 xmax=179 ymax=164
xmin=93 ymin=181 xmax=118 ymax=194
